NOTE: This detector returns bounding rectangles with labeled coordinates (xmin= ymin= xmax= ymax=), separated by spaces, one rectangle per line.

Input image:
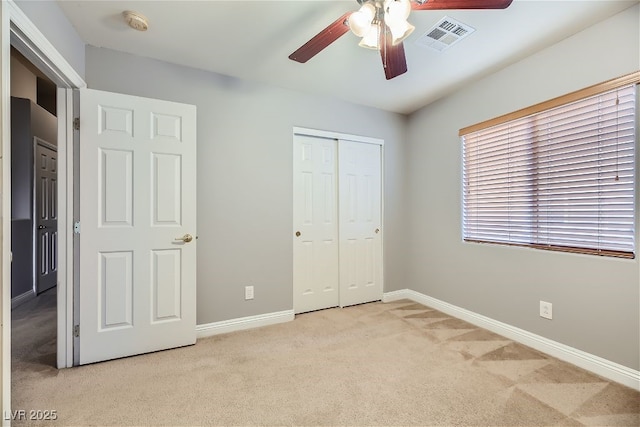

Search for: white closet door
xmin=338 ymin=140 xmax=383 ymax=307
xmin=293 ymin=135 xmax=339 ymax=314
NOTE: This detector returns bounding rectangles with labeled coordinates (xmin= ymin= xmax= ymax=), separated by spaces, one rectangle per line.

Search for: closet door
xmin=293 ymin=135 xmax=339 ymax=314
xmin=338 ymin=140 xmax=383 ymax=307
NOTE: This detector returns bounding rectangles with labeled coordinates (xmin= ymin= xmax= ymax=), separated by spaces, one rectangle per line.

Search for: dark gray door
xmin=35 ymin=138 xmax=57 ymax=294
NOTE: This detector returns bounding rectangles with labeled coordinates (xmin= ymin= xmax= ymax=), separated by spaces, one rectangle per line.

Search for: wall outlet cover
xmin=540 ymin=300 xmax=553 ymax=320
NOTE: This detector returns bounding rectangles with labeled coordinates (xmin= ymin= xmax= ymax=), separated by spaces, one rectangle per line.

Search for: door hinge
xmin=73 ymin=117 xmax=80 ymax=131
xmin=73 ymin=325 xmax=80 ymax=338
xmin=74 ymin=221 xmax=80 ymax=234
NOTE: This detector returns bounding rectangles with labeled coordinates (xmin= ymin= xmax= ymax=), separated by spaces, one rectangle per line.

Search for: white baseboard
xmin=11 ymin=289 xmax=35 ymax=309
xmin=383 ymin=289 xmax=640 ymax=391
xmin=196 ymin=309 xmax=295 ymax=339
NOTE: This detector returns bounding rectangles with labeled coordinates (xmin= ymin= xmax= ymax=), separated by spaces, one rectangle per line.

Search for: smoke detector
xmin=122 ymin=10 xmax=149 ymax=32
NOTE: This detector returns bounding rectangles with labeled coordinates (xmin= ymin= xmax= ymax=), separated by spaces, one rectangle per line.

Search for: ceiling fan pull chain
xmin=384 ymin=29 xmax=388 ymax=69
xmin=381 ymin=25 xmax=386 ymax=69
xmin=378 ymin=5 xmax=387 ymax=69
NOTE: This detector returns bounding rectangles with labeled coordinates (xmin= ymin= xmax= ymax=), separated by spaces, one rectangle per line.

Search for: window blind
xmin=462 ymin=84 xmax=636 ymax=258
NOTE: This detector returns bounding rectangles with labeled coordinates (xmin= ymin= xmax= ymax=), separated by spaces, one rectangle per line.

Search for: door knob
xmin=375 ymin=228 xmax=380 ymax=234
xmin=295 ymin=231 xmax=301 ymax=237
xmin=175 ymin=234 xmax=193 ymax=243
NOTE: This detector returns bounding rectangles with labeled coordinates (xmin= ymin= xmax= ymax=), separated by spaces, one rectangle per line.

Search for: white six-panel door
xmin=293 ymin=133 xmax=382 ymax=314
xmin=338 ymin=140 xmax=382 ymax=307
xmin=79 ymin=89 xmax=197 ymax=365
xmin=293 ymin=135 xmax=340 ymax=314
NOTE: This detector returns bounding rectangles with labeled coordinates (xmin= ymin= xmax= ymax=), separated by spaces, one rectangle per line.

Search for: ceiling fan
xmin=289 ymin=0 xmax=514 ymax=80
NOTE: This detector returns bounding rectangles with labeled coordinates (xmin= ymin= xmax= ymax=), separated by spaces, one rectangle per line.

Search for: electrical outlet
xmin=540 ymin=301 xmax=552 ymax=320
xmin=245 ymin=286 xmax=254 ymax=300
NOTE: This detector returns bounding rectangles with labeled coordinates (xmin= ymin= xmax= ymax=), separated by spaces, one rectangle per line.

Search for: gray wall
xmin=11 ymin=51 xmax=36 ymax=102
xmin=405 ymin=5 xmax=640 ymax=370
xmin=11 ymin=97 xmax=57 ymax=219
xmin=11 ymin=98 xmax=31 ymax=221
xmin=85 ymin=46 xmax=408 ymax=325
xmin=14 ymin=0 xmax=85 ymax=80
xmin=11 ymin=97 xmax=57 ymax=298
xmin=10 ymin=49 xmax=59 ymax=218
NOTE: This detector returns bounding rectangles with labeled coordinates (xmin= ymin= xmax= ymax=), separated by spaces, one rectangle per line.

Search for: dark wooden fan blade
xmin=380 ymin=26 xmax=407 ymax=80
xmin=412 ymin=0 xmax=513 ymax=10
xmin=289 ymin=12 xmax=352 ymax=63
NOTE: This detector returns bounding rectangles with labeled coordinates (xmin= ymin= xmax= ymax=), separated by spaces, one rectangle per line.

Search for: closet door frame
xmin=292 ymin=127 xmax=384 ymax=313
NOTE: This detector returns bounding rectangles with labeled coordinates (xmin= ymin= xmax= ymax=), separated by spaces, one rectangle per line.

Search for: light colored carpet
xmin=11 ymin=293 xmax=640 ymax=426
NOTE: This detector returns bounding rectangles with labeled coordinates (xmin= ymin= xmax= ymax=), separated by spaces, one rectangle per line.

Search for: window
xmin=461 ymin=76 xmax=637 ymax=258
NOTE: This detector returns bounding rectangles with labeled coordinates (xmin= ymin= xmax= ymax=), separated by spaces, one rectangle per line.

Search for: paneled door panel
xmin=99 ymin=148 xmax=133 ymax=227
xmin=151 ymin=249 xmax=182 ymax=322
xmin=35 ymin=139 xmax=58 ymax=294
xmin=152 ymin=154 xmax=182 ymax=226
xmin=99 ymin=251 xmax=134 ymax=330
xmin=79 ymin=89 xmax=196 ymax=365
xmin=293 ymin=135 xmax=339 ymax=314
xmin=339 ymin=140 xmax=382 ymax=307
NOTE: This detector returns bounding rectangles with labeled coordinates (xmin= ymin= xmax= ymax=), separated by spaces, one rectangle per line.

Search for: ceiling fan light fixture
xmin=385 ymin=0 xmax=411 ymax=21
xmin=349 ymin=2 xmax=376 ymax=37
xmin=389 ymin=20 xmax=415 ymax=45
xmin=359 ymin=24 xmax=380 ymax=50
xmin=384 ymin=0 xmax=414 ymax=45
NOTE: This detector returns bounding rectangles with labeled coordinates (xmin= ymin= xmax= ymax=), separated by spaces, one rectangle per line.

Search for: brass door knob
xmin=295 ymin=231 xmax=301 ymax=237
xmin=175 ymin=234 xmax=193 ymax=243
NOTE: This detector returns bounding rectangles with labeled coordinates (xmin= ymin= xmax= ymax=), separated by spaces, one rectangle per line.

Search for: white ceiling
xmin=56 ymin=0 xmax=638 ymax=114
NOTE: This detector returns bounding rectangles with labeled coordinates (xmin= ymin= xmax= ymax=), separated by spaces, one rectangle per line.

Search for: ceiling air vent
xmin=415 ymin=16 xmax=475 ymax=52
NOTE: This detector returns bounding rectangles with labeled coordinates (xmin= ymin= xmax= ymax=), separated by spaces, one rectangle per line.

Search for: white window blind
xmin=463 ymin=84 xmax=636 ymax=258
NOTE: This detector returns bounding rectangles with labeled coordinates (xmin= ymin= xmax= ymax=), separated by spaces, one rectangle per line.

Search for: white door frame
xmin=1 ymin=0 xmax=85 ymax=418
xmin=292 ymin=126 xmax=385 ymax=309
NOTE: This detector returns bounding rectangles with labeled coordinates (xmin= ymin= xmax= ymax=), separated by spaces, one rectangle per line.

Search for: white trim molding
xmin=293 ymin=126 xmax=384 ymax=146
xmin=383 ymin=289 xmax=640 ymax=391
xmin=2 ymin=1 xmax=13 ymax=418
xmin=196 ymin=310 xmax=295 ymax=339
xmin=56 ymin=88 xmax=74 ymax=369
xmin=7 ymin=0 xmax=85 ymax=89
xmin=3 ymin=0 xmax=86 ymax=374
